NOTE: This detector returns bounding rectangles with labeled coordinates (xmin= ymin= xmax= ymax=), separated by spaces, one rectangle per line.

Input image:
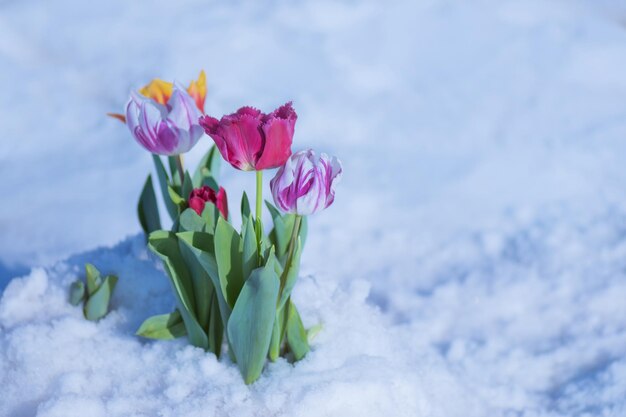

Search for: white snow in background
xmin=2 ymin=0 xmax=626 ymax=415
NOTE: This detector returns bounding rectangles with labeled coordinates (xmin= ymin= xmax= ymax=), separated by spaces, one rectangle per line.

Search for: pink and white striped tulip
xmin=270 ymin=149 xmax=342 ymax=216
xmin=125 ymin=84 xmax=204 ymax=155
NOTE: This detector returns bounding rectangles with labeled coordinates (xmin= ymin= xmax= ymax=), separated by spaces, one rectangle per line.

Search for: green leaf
xmin=286 ymin=300 xmax=309 ymax=361
xmin=307 ymin=323 xmax=323 ymax=342
xmin=178 ymin=208 xmax=206 ymax=233
xmin=260 ymin=232 xmax=272 ymax=262
xmin=207 ymin=145 xmax=222 ymax=181
xmin=167 ymin=185 xmax=185 ymax=205
xmin=278 ymin=238 xmax=302 ymax=309
xmin=84 ymin=275 xmax=118 ymax=321
xmin=168 ymin=156 xmax=182 ymax=187
xmin=85 ymin=263 xmax=101 ymax=296
xmin=207 ymin=291 xmax=224 ymax=356
xmin=177 ymin=231 xmax=232 ymax=327
xmin=167 ymin=185 xmax=186 ymax=215
xmin=265 ymin=200 xmax=282 ymax=223
xmin=265 ymin=201 xmax=308 ymax=263
xmin=214 ymin=217 xmax=244 ymax=307
xmin=268 ymin=303 xmax=288 ymax=361
xmin=170 ymin=217 xmax=180 ymax=234
xmin=182 ymin=171 xmax=194 ymax=202
xmin=152 ymin=154 xmax=178 ymax=221
xmin=265 ymin=202 xmax=290 ymax=260
xmin=136 ymin=310 xmax=187 ymax=340
xmin=227 ymin=259 xmax=280 ymax=384
xmin=193 ymin=144 xmax=222 ymax=187
xmin=240 ymin=215 xmax=258 ymax=282
xmin=138 ymin=174 xmax=162 ymax=235
xmin=69 ymin=280 xmax=85 ymax=306
xmin=202 ymin=175 xmax=220 ymax=192
xmin=299 ymin=216 xmax=308 ymax=249
xmin=148 ymin=230 xmax=208 ymax=349
xmin=280 ymin=215 xmax=307 ymax=262
xmin=241 ymin=192 xmax=251 ymax=223
xmin=201 ymin=203 xmax=219 ymax=233
xmin=178 ymin=234 xmax=213 ymax=331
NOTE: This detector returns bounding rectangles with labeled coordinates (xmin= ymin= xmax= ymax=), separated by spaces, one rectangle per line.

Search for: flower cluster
xmin=112 ymin=72 xmax=342 ymax=384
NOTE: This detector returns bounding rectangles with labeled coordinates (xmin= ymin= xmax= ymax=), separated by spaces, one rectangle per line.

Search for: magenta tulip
xmin=270 ymin=149 xmax=342 ymax=216
xmin=199 ymin=102 xmax=297 ymax=171
xmin=126 ymin=84 xmax=204 ymax=155
xmin=188 ymin=186 xmax=228 ymax=219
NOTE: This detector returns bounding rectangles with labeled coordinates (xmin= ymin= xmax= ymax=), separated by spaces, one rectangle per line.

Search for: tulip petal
xmin=187 ymin=70 xmax=207 ymax=112
xmin=138 ymin=100 xmax=162 ymax=146
xmin=256 ymin=118 xmax=294 ymax=170
xmin=156 ymin=121 xmax=180 ymax=154
xmin=215 ymin=112 xmax=263 ymax=171
xmin=236 ymin=106 xmax=262 ymax=119
xmin=201 ymin=114 xmax=256 ymax=171
xmin=107 ymin=113 xmax=126 ymax=123
xmin=168 ymin=85 xmax=201 ymax=131
xmin=256 ymin=103 xmax=296 ymax=170
xmin=271 ymin=157 xmax=296 ymax=213
xmin=322 ymin=154 xmax=343 ymax=208
xmin=139 ymin=78 xmax=173 ymax=105
xmin=125 ymin=92 xmax=143 ymax=133
xmin=200 ymin=115 xmax=236 ymax=168
xmin=216 ymin=187 xmax=229 ymax=219
xmin=189 ymin=196 xmax=206 ymax=216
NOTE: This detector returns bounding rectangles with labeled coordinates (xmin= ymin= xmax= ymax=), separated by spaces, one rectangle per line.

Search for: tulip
xmin=125 ymin=84 xmax=204 ymax=156
xmin=199 ymin=102 xmax=297 ymax=171
xmin=270 ymin=149 xmax=342 ymax=216
xmin=109 ymin=71 xmax=207 ymax=122
xmin=188 ymin=186 xmax=228 ymax=219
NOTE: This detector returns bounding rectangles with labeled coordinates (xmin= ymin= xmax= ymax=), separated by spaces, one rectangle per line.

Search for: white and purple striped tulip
xmin=125 ymin=84 xmax=204 ymax=155
xmin=270 ymin=149 xmax=342 ymax=216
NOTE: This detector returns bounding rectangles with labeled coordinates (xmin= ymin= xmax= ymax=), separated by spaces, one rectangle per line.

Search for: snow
xmin=2 ymin=0 xmax=626 ymax=416
xmin=0 ymin=240 xmax=485 ymax=417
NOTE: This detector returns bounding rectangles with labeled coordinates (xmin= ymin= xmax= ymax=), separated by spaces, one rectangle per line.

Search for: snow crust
xmin=2 ymin=0 xmax=626 ymax=415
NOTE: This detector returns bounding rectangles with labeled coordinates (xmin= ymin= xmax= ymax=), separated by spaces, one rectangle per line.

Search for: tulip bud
xmin=125 ymin=84 xmax=204 ymax=155
xmin=270 ymin=149 xmax=342 ymax=216
xmin=188 ymin=186 xmax=228 ymax=219
xmin=199 ymin=102 xmax=297 ymax=171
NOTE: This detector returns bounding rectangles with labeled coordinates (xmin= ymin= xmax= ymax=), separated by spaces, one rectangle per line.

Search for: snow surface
xmin=2 ymin=0 xmax=626 ymax=415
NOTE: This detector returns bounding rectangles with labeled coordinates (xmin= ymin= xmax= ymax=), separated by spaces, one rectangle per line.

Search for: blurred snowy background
xmin=2 ymin=0 xmax=626 ymax=416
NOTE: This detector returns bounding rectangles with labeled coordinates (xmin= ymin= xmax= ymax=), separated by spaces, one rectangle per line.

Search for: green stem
xmin=279 ymin=215 xmax=302 ymax=295
xmin=175 ymin=154 xmax=185 ymax=186
xmin=255 ymin=170 xmax=263 ymax=258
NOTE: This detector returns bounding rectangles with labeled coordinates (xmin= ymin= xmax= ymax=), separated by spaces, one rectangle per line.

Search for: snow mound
xmin=0 ymin=236 xmax=486 ymax=417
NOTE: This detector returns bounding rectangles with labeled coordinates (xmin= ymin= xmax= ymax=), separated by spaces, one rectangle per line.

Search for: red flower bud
xmin=188 ymin=186 xmax=228 ymax=219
